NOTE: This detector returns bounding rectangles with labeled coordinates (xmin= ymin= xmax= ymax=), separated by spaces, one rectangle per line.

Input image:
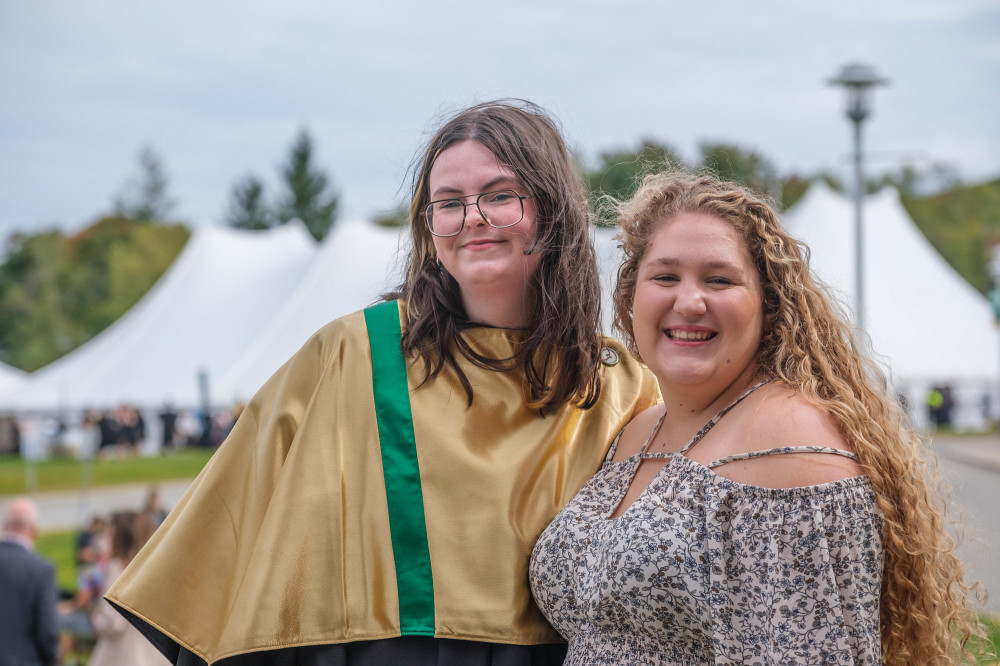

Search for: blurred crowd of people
xmin=0 ymin=401 xmax=246 ymax=459
xmin=58 ymin=485 xmax=171 ymax=664
xmin=1 ymin=487 xmax=171 ymax=665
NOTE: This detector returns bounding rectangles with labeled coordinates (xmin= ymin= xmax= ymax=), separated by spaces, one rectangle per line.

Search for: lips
xmin=666 ymin=328 xmax=716 ymax=341
xmin=461 ymin=238 xmax=505 ymax=251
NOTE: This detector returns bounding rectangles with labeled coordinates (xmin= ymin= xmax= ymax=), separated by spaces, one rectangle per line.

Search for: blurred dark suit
xmin=0 ymin=538 xmax=60 ymax=666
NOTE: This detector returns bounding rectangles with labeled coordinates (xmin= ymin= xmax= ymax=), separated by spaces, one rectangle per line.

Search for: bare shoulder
xmin=610 ymin=403 xmax=665 ymax=462
xmin=727 ymin=385 xmax=865 ymax=488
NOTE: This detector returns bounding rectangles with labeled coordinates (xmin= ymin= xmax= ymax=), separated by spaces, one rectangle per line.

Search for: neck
xmin=462 ymin=287 xmax=532 ymax=328
xmin=2 ymin=532 xmax=34 ymax=550
xmin=656 ymin=365 xmax=761 ymax=426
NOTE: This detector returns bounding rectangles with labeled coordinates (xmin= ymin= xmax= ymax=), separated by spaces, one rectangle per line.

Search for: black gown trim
xmin=109 ymin=599 xmax=567 ymax=666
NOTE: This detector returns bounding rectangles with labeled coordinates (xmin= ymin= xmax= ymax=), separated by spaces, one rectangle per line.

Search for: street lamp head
xmin=829 ymin=62 xmax=889 ymax=123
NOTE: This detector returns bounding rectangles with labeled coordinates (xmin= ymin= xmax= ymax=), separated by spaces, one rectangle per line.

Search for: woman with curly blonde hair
xmin=530 ymin=171 xmax=987 ymax=664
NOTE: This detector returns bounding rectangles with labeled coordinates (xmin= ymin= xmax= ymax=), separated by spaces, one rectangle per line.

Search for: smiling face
xmin=428 ymin=139 xmax=541 ymax=326
xmin=632 ymin=210 xmax=764 ymax=397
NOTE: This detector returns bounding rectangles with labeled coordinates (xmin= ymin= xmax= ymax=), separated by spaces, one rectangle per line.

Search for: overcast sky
xmin=1 ymin=0 xmax=997 ymax=239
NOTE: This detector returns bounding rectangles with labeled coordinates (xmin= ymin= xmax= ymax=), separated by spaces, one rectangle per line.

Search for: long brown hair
xmin=110 ymin=510 xmax=156 ymax=564
xmin=612 ymin=172 xmax=988 ymax=664
xmin=386 ymin=100 xmax=602 ymax=414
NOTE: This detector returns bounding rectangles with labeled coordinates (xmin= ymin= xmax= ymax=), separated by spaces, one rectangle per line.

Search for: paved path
xmin=932 ymin=435 xmax=1000 ymax=616
xmin=19 ymin=479 xmax=194 ymax=532
xmin=4 ymin=434 xmax=999 ymax=616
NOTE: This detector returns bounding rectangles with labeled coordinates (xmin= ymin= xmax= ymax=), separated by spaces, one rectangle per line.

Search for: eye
xmin=707 ymin=277 xmax=734 ymax=286
xmin=484 ymin=190 xmax=517 ymax=204
xmin=437 ymin=199 xmax=464 ymax=210
xmin=652 ymin=273 xmax=678 ymax=284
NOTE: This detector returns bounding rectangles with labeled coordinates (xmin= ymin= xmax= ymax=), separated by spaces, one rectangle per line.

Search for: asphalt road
xmin=937 ymin=448 xmax=1000 ymax=616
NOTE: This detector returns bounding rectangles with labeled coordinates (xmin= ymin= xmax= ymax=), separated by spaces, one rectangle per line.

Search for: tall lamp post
xmin=828 ymin=62 xmax=888 ymax=331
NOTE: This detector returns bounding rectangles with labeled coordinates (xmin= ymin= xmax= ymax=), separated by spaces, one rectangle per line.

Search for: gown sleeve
xmin=104 ymin=316 xmax=363 ymax=663
xmin=706 ymin=479 xmax=883 ymax=665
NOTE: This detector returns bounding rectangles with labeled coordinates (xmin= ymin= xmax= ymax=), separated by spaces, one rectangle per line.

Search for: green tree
xmin=584 ymin=140 xmax=685 ymax=211
xmin=226 ymin=175 xmax=274 ymax=230
xmin=372 ymin=204 xmax=408 ymax=228
xmin=902 ymin=178 xmax=1000 ymax=294
xmin=698 ymin=142 xmax=781 ymax=203
xmin=113 ymin=146 xmax=178 ymax=222
xmin=0 ymin=219 xmax=189 ymax=371
xmin=276 ymin=130 xmax=339 ymax=241
xmin=0 ymin=231 xmax=74 ymax=370
xmin=780 ymin=171 xmax=844 ymax=210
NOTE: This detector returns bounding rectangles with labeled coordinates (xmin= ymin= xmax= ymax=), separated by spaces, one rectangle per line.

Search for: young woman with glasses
xmin=106 ymin=99 xmax=659 ymax=665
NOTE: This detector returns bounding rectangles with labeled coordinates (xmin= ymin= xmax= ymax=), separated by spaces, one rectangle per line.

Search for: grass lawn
xmin=36 ymin=529 xmax=79 ymax=593
xmin=0 ymin=448 xmax=215 ymax=496
xmin=981 ymin=614 xmax=1000 ymax=664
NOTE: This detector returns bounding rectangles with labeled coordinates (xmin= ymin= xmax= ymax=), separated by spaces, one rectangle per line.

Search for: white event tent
xmin=0 ymin=223 xmax=317 ymax=414
xmin=0 ymin=362 xmax=26 ymax=394
xmin=214 ymin=218 xmax=409 ymax=403
xmin=782 ymin=183 xmax=999 ymax=427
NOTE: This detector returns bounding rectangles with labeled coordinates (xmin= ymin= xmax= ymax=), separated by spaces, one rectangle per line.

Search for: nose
xmin=673 ymin=282 xmax=707 ymax=317
xmin=465 ymin=199 xmax=488 ymax=227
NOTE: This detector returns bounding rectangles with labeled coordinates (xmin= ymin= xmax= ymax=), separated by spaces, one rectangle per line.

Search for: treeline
xmin=1 ymin=133 xmax=997 ymax=373
xmin=0 ymin=218 xmax=189 ymax=371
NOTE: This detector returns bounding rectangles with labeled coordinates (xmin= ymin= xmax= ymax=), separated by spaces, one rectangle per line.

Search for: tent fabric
xmin=0 ymin=362 xmax=26 ymax=394
xmin=215 ymin=218 xmax=408 ymax=403
xmin=781 ymin=182 xmax=998 ymax=385
xmin=0 ymin=223 xmax=317 ymax=412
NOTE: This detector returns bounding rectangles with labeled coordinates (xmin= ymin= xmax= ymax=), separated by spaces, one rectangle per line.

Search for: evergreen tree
xmin=226 ymin=175 xmax=274 ymax=230
xmin=113 ymin=146 xmax=178 ymax=222
xmin=276 ymin=129 xmax=339 ymax=241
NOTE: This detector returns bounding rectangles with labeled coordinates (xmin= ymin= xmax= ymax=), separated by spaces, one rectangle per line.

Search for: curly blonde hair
xmin=612 ymin=171 xmax=988 ymax=664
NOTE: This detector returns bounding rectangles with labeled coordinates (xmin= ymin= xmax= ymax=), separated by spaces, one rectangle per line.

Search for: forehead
xmin=644 ymin=211 xmax=752 ymax=263
xmin=428 ymin=140 xmax=519 ymax=195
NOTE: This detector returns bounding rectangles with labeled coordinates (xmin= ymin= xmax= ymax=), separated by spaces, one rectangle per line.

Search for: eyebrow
xmin=645 ymin=257 xmax=744 ymax=271
xmin=431 ymin=175 xmax=521 ymax=199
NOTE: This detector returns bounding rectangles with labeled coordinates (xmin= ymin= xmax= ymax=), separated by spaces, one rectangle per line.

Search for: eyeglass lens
xmin=426 ymin=190 xmax=524 ymax=237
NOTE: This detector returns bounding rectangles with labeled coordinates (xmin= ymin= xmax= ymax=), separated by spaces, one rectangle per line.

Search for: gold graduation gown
xmin=106 ymin=301 xmax=659 ymax=664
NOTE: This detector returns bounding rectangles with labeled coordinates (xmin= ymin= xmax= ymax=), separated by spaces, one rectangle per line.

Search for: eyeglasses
xmin=424 ymin=189 xmax=532 ymax=238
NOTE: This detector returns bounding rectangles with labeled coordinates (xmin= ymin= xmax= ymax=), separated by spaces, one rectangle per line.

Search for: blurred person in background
xmin=0 ymin=497 xmax=60 ymax=666
xmin=89 ymin=510 xmax=165 ymax=666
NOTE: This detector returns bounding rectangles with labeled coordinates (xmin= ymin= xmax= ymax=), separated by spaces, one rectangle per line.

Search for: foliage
xmin=0 ymin=448 xmax=214 ymax=495
xmin=901 ymin=178 xmax=1000 ymax=294
xmin=372 ymin=205 xmax=409 ymax=228
xmin=584 ymin=140 xmax=684 ymax=207
xmin=698 ymin=142 xmax=781 ymax=204
xmin=0 ymin=218 xmax=189 ymax=371
xmin=112 ymin=146 xmax=177 ymax=223
xmin=226 ymin=174 xmax=275 ymax=230
xmin=276 ymin=129 xmax=339 ymax=241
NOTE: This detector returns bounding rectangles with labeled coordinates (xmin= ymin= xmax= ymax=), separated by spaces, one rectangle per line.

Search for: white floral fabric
xmin=529 ymin=406 xmax=883 ymax=665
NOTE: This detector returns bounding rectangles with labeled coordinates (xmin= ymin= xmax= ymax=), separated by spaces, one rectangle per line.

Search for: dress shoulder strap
xmin=604 ymin=426 xmax=627 ymax=461
xmin=634 ymin=412 xmax=667 ymax=458
xmin=707 ymin=446 xmax=858 ymax=469
xmin=639 ymin=381 xmax=769 ymax=460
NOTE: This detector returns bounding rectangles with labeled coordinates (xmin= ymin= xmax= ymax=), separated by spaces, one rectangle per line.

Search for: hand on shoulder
xmin=723 ymin=384 xmax=865 ymax=488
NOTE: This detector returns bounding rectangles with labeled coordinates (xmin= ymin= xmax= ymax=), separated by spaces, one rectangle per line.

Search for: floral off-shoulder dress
xmin=529 ymin=385 xmax=883 ymax=665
